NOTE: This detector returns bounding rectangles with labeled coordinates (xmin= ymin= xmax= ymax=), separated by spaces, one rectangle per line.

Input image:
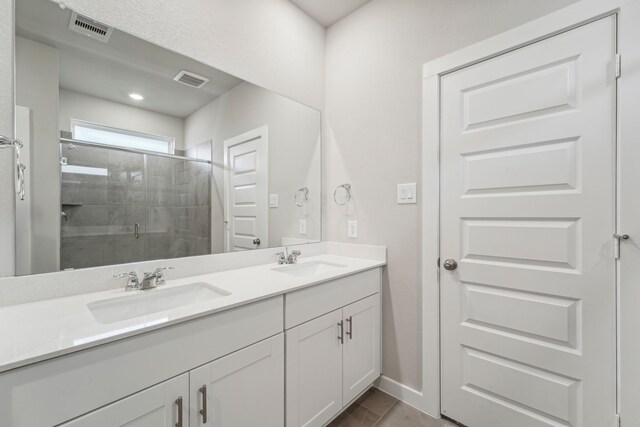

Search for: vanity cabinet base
xmin=0 ymin=297 xmax=282 ymax=427
xmin=286 ymin=280 xmax=381 ymax=427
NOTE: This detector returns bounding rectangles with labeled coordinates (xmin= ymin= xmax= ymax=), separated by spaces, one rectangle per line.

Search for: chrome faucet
xmin=113 ymin=267 xmax=173 ymax=291
xmin=275 ymin=248 xmax=302 ymax=265
xmin=140 ymin=267 xmax=174 ymax=290
xmin=113 ymin=271 xmax=140 ymax=291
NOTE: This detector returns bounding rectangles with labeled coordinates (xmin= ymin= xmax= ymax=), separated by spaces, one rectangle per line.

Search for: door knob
xmin=443 ymin=259 xmax=458 ymax=271
xmin=253 ymin=238 xmax=261 ymax=245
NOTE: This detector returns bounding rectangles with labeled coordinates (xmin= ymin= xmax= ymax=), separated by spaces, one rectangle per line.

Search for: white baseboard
xmin=374 ymin=375 xmax=439 ymax=418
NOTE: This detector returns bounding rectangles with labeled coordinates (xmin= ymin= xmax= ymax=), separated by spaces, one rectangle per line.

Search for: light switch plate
xmin=269 ymin=194 xmax=279 ymax=208
xmin=348 ymin=220 xmax=358 ymax=239
xmin=397 ymin=183 xmax=417 ymax=204
xmin=299 ymin=219 xmax=307 ymax=235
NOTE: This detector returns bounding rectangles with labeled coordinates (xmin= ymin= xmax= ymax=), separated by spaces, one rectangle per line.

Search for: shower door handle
xmin=134 ymin=223 xmax=140 ymax=239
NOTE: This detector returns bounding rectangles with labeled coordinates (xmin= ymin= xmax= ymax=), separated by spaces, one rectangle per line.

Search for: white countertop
xmin=0 ymin=254 xmax=385 ymax=374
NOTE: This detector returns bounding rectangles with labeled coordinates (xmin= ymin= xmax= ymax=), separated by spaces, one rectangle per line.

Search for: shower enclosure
xmin=60 ymin=140 xmax=212 ymax=270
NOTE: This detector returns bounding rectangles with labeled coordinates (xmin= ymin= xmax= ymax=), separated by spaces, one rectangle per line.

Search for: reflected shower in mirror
xmin=14 ymin=0 xmax=321 ymax=276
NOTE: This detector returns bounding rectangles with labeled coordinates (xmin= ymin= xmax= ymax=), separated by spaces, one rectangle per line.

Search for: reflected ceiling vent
xmin=173 ymin=71 xmax=210 ymax=89
xmin=68 ymin=12 xmax=113 ymax=43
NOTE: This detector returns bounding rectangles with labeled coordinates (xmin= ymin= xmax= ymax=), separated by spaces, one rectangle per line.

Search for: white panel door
xmin=224 ymin=126 xmax=268 ymax=252
xmin=286 ymin=309 xmax=343 ymax=427
xmin=342 ymin=294 xmax=381 ymax=405
xmin=189 ymin=334 xmax=284 ymax=427
xmin=440 ymin=17 xmax=616 ymax=427
xmin=59 ymin=374 xmax=188 ymax=427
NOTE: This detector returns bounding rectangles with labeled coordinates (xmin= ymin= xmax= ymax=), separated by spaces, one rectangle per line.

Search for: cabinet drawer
xmin=0 ymin=296 xmax=283 ymax=427
xmin=285 ymin=268 xmax=380 ymax=329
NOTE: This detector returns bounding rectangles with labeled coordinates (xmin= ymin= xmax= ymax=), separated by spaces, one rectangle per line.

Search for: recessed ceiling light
xmin=128 ymin=93 xmax=144 ymax=101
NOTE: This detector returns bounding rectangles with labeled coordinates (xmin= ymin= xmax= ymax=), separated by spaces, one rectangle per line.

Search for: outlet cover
xmin=397 ymin=183 xmax=417 ymax=204
xmin=348 ymin=220 xmax=358 ymax=239
xmin=299 ymin=219 xmax=307 ymax=235
xmin=269 ymin=194 xmax=279 ymax=208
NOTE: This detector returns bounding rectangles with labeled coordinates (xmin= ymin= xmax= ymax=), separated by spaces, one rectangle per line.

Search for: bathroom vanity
xmin=0 ymin=2 xmax=383 ymax=426
xmin=0 ymin=248 xmax=384 ymax=427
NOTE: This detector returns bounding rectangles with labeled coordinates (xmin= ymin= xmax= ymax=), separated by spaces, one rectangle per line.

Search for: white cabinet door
xmin=59 ymin=374 xmax=188 ymax=427
xmin=190 ymin=333 xmax=284 ymax=427
xmin=286 ymin=309 xmax=343 ymax=427
xmin=342 ymin=294 xmax=381 ymax=405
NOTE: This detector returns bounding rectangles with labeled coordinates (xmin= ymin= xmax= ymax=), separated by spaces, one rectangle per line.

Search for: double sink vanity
xmin=0 ymin=243 xmax=386 ymax=427
xmin=2 ymin=3 xmax=383 ymax=426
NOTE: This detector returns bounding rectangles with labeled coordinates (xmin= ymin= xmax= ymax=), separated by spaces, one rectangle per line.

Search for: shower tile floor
xmin=328 ymin=388 xmax=460 ymax=427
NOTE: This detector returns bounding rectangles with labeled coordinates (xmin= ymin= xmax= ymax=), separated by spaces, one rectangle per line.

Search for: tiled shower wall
xmin=61 ymin=142 xmax=211 ymax=270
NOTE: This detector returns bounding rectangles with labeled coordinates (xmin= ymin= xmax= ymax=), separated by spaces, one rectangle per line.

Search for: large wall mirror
xmin=14 ymin=0 xmax=321 ymax=276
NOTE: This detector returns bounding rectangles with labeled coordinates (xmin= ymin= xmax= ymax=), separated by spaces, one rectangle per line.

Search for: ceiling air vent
xmin=68 ymin=12 xmax=113 ymax=43
xmin=173 ymin=71 xmax=210 ymax=89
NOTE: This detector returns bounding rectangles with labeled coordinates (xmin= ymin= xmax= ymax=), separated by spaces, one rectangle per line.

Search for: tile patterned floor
xmin=328 ymin=387 xmax=459 ymax=427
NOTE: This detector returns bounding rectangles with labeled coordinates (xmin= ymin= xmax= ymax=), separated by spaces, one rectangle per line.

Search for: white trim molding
xmin=421 ymin=0 xmax=639 ymax=419
xmin=375 ymin=376 xmax=423 ymax=411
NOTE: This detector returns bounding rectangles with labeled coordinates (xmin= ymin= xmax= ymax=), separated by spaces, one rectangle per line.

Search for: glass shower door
xmin=60 ymin=140 xmax=211 ymax=270
xmin=146 ymin=155 xmax=211 ymax=261
xmin=61 ymin=143 xmax=146 ymax=269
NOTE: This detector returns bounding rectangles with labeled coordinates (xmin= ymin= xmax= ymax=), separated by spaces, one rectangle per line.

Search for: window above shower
xmin=13 ymin=0 xmax=322 ymax=276
xmin=70 ymin=120 xmax=175 ymax=154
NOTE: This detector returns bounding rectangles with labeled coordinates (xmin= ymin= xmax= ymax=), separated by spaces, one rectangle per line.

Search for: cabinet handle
xmin=200 ymin=385 xmax=208 ymax=423
xmin=175 ymin=397 xmax=183 ymax=427
xmin=346 ymin=316 xmax=353 ymax=339
xmin=338 ymin=320 xmax=344 ymax=344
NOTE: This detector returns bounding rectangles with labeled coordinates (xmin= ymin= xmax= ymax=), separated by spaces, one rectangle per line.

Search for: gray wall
xmin=15 ymin=36 xmax=60 ymax=274
xmin=324 ymin=0 xmax=580 ymax=391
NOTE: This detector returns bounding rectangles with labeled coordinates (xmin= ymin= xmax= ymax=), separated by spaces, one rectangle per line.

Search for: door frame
xmin=418 ymin=0 xmax=640 ymax=420
xmin=223 ymin=125 xmax=269 ymax=252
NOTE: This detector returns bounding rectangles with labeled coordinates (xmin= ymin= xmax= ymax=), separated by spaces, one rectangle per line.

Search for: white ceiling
xmin=16 ymin=0 xmax=243 ymax=118
xmin=290 ymin=0 xmax=373 ymax=27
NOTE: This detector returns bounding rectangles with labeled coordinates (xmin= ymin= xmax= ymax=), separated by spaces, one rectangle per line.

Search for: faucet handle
xmin=288 ymin=250 xmax=302 ymax=263
xmin=275 ymin=252 xmax=287 ymax=264
xmin=153 ymin=267 xmax=173 ymax=285
xmin=113 ymin=271 xmax=140 ymax=290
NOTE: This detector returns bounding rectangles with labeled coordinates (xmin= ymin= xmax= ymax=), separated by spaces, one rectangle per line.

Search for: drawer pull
xmin=338 ymin=320 xmax=344 ymax=344
xmin=200 ymin=385 xmax=208 ymax=423
xmin=346 ymin=316 xmax=353 ymax=339
xmin=175 ymin=397 xmax=183 ymax=427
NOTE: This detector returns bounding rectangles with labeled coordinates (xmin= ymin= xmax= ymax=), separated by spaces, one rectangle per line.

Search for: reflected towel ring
xmin=295 ymin=187 xmax=309 ymax=207
xmin=333 ymin=183 xmax=351 ymax=206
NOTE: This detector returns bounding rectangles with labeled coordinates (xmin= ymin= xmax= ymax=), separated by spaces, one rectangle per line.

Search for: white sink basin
xmin=88 ymin=282 xmax=231 ymax=324
xmin=272 ymin=261 xmax=347 ymax=277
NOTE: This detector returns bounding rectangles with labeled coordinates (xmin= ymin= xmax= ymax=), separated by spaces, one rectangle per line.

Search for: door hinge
xmin=615 ymin=413 xmax=621 ymax=427
xmin=615 ymin=53 xmax=622 ymax=79
xmin=614 ymin=233 xmax=630 ymax=259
